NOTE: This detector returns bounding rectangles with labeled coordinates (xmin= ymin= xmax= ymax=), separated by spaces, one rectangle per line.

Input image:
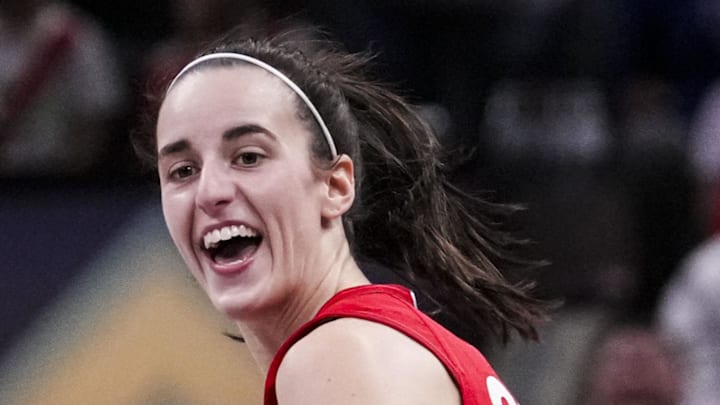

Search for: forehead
xmin=157 ymin=65 xmax=299 ymax=139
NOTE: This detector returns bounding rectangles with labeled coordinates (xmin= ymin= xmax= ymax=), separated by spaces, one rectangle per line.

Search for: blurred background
xmin=2 ymin=1 xmax=720 ymax=404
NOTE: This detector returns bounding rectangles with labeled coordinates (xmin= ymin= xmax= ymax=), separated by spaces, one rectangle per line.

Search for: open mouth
xmin=202 ymin=225 xmax=263 ymax=265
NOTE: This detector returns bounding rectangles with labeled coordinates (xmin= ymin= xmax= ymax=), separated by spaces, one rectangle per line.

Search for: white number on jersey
xmin=486 ymin=376 xmax=518 ymax=405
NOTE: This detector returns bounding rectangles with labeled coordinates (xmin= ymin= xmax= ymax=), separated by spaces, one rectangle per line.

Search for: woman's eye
xmin=170 ymin=165 xmax=197 ymax=180
xmin=236 ymin=152 xmax=263 ymax=166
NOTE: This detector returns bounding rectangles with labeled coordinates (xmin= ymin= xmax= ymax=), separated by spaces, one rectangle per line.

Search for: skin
xmin=156 ymin=65 xmax=460 ymax=404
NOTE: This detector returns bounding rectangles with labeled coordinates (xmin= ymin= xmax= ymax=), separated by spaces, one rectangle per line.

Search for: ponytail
xmin=330 ymin=62 xmax=547 ymax=342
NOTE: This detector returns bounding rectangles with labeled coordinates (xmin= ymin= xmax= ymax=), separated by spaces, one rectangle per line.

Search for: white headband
xmin=168 ymin=52 xmax=338 ymax=158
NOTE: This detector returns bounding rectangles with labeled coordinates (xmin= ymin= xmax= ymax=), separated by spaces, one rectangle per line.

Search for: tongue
xmin=214 ymin=238 xmax=259 ymax=265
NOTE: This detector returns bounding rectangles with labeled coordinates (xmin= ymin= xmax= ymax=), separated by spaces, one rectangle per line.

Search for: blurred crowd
xmin=2 ymin=1 xmax=720 ymax=404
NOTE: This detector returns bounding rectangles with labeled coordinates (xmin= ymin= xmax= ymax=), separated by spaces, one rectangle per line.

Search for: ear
xmin=321 ymin=154 xmax=355 ymax=221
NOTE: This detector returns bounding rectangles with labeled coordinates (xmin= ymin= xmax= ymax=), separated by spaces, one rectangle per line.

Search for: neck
xmin=233 ymin=236 xmax=370 ymax=375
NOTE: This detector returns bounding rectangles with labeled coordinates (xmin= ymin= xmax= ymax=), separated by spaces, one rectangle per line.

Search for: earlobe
xmin=322 ymin=154 xmax=355 ymax=220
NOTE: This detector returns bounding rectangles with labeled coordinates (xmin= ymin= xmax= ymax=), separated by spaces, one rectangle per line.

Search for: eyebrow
xmin=222 ymin=124 xmax=276 ymax=142
xmin=158 ymin=124 xmax=276 ymax=158
xmin=158 ymin=139 xmax=190 ymax=158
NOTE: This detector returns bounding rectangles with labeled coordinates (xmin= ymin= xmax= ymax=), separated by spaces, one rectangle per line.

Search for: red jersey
xmin=264 ymin=284 xmax=518 ymax=405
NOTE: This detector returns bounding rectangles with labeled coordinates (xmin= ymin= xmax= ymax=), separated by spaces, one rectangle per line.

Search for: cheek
xmin=161 ymin=191 xmax=193 ymax=253
xmin=161 ymin=191 xmax=210 ymax=286
xmin=255 ymin=168 xmax=322 ymax=215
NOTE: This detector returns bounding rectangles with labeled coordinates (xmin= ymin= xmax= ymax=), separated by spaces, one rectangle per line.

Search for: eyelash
xmin=233 ymin=151 xmax=265 ymax=167
xmin=168 ymin=163 xmax=198 ymax=181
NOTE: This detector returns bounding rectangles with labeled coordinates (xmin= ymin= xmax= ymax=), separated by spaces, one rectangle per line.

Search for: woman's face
xmin=156 ymin=65 xmax=331 ymax=318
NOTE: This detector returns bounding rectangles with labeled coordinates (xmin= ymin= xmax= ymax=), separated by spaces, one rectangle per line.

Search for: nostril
xmin=197 ymin=195 xmax=232 ymax=214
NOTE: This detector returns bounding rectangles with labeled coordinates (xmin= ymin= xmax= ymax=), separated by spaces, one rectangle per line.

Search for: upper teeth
xmin=203 ymin=225 xmax=257 ymax=249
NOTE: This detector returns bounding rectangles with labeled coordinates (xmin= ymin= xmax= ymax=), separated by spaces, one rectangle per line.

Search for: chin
xmin=206 ymin=273 xmax=273 ymax=320
xmin=209 ymin=287 xmax=255 ymax=318
xmin=213 ymin=292 xmax=276 ymax=322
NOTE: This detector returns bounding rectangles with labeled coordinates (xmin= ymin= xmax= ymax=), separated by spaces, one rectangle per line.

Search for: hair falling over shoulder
xmin=134 ymin=22 xmax=552 ymax=343
xmin=322 ymin=53 xmax=551 ymax=343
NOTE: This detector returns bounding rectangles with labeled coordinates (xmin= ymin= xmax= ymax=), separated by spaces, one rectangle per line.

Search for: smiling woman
xmin=133 ymin=24 xmax=548 ymax=405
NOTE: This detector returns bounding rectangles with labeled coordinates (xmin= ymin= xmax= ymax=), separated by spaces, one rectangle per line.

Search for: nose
xmin=195 ymin=162 xmax=234 ymax=216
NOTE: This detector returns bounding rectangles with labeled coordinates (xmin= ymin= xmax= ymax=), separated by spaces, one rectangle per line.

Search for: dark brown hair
xmin=133 ymin=25 xmax=549 ymax=343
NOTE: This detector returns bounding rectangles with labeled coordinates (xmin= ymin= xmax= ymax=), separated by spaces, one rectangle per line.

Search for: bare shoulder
xmin=275 ymin=317 xmax=461 ymax=405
